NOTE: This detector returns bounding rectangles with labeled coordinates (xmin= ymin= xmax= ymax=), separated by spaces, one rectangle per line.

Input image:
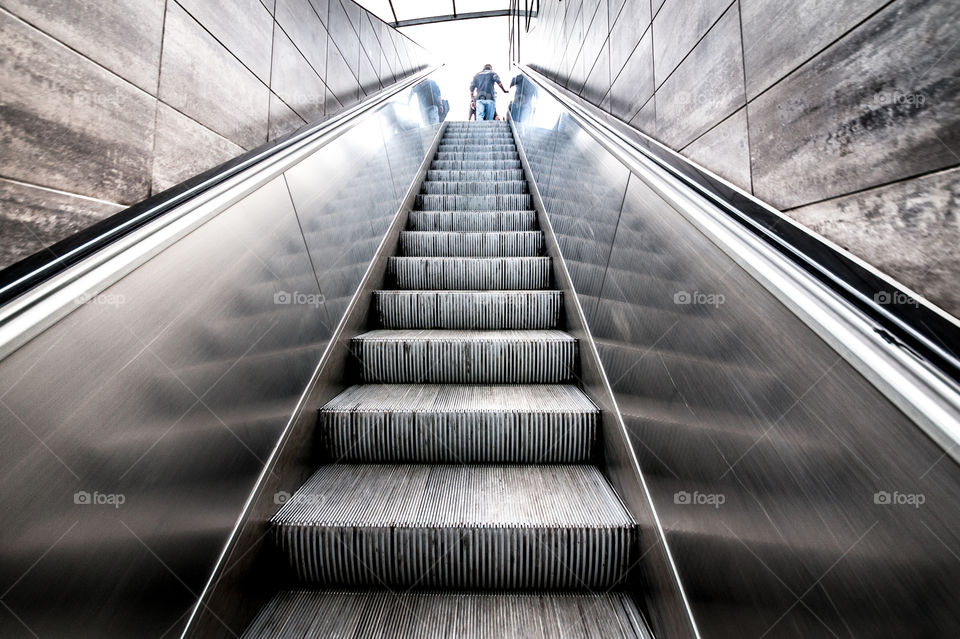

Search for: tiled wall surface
xmin=525 ymin=0 xmax=960 ymax=317
xmin=0 ymin=0 xmax=428 ymax=268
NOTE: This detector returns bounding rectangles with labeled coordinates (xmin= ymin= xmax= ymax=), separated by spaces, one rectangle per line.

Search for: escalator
xmin=241 ymin=120 xmax=650 ymax=637
xmin=1 ymin=66 xmax=959 ymax=639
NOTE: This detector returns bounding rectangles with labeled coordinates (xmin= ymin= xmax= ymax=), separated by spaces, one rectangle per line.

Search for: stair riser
xmin=389 ymin=257 xmax=551 ymax=290
xmin=375 ymin=291 xmax=560 ymax=329
xmin=426 ymin=170 xmax=525 ymax=181
xmin=322 ymin=411 xmax=597 ymax=462
xmin=407 ymin=211 xmax=537 ymax=232
xmin=421 ymin=182 xmax=528 ymax=195
xmin=435 ymin=152 xmax=520 ymax=161
xmin=438 ymin=143 xmax=518 ymax=150
xmin=439 ymin=138 xmax=515 ymax=144
xmin=415 ymin=194 xmax=533 ymax=210
xmin=354 ymin=339 xmax=576 ymax=383
xmin=275 ymin=526 xmax=631 ymax=589
xmin=431 ymin=160 xmax=522 ymax=170
xmin=399 ymin=232 xmax=543 ymax=257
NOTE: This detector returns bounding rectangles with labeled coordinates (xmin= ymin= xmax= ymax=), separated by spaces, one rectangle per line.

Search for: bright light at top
xmin=401 ymin=16 xmax=515 ymax=121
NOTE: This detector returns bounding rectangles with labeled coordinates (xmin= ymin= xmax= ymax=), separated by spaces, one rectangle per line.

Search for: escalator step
xmin=272 ymin=464 xmax=633 ymax=588
xmin=435 ymin=151 xmax=520 ymax=161
xmin=440 ymin=136 xmax=515 ymax=142
xmin=374 ymin=290 xmax=561 ymax=329
xmin=407 ymin=210 xmax=537 ymax=232
xmin=415 ymin=194 xmax=533 ymax=210
xmin=242 ymin=590 xmax=653 ymax=639
xmin=352 ymin=329 xmax=576 ymax=383
xmin=426 ymin=169 xmax=525 ymax=181
xmin=399 ymin=231 xmax=543 ymax=257
xmin=431 ymin=159 xmax=522 ymax=170
xmin=438 ymin=143 xmax=517 ymax=151
xmin=389 ymin=256 xmax=550 ymax=290
xmin=320 ymin=384 xmax=597 ymax=462
xmin=421 ymin=181 xmax=528 ymax=195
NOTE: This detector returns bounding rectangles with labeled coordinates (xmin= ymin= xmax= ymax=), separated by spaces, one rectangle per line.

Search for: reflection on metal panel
xmin=0 ymin=82 xmax=439 ymax=637
xmin=514 ymin=81 xmax=960 ymax=638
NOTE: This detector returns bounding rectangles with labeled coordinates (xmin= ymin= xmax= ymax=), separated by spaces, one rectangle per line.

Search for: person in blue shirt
xmin=469 ymin=64 xmax=508 ymax=121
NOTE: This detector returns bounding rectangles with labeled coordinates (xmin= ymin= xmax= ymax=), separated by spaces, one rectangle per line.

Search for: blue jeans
xmin=476 ymin=99 xmax=496 ymax=120
xmin=421 ymin=105 xmax=439 ymax=125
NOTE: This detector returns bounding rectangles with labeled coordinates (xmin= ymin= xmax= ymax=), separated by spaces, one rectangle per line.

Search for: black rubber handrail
xmin=517 ymin=64 xmax=960 ymax=385
xmin=0 ymin=66 xmax=437 ymax=309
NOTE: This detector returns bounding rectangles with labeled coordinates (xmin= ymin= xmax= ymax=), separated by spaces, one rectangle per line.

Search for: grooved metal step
xmin=438 ymin=143 xmax=518 ymax=150
xmin=320 ymin=384 xmax=597 ymax=462
xmin=272 ymin=464 xmax=633 ymax=588
xmin=374 ymin=290 xmax=561 ymax=329
xmin=407 ymin=210 xmax=537 ymax=232
xmin=415 ymin=194 xmax=533 ymax=210
xmin=421 ymin=181 xmax=528 ymax=195
xmin=426 ymin=169 xmax=525 ymax=181
xmin=431 ymin=159 xmax=522 ymax=170
xmin=399 ymin=231 xmax=543 ymax=257
xmin=242 ymin=591 xmax=653 ymax=639
xmin=352 ymin=329 xmax=576 ymax=383
xmin=434 ymin=151 xmax=520 ymax=161
xmin=440 ymin=139 xmax=517 ymax=145
xmin=389 ymin=256 xmax=550 ymax=290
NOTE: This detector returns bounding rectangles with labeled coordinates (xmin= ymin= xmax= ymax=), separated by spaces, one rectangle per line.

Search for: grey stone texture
xmin=0 ymin=0 xmax=429 ymax=270
xmin=151 ymin=103 xmax=244 ymax=193
xmin=0 ymin=178 xmax=123 ymax=266
xmin=681 ymin=108 xmax=751 ymax=188
xmin=788 ymin=167 xmax=960 ymax=317
xmin=525 ymin=0 xmax=960 ymax=317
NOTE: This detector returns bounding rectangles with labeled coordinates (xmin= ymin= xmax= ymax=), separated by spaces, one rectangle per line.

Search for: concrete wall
xmin=525 ymin=0 xmax=960 ymax=317
xmin=0 ymin=0 xmax=428 ymax=269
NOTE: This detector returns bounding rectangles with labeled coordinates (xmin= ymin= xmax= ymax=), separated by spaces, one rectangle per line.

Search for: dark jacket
xmin=470 ymin=70 xmax=501 ymax=100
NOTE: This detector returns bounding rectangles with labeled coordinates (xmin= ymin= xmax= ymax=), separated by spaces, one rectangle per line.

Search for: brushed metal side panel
xmin=602 ymin=169 xmax=960 ymax=639
xmin=0 ymin=177 xmax=325 ymax=639
xmin=513 ymin=81 xmax=960 ymax=638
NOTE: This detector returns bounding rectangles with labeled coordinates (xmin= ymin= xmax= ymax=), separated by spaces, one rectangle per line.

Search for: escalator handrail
xmin=0 ymin=65 xmax=439 ymax=313
xmin=515 ymin=63 xmax=960 ymax=386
